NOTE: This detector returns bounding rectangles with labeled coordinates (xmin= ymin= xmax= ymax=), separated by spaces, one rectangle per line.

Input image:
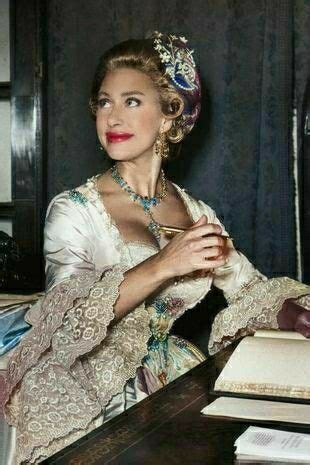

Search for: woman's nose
xmin=107 ymin=105 xmax=123 ymax=126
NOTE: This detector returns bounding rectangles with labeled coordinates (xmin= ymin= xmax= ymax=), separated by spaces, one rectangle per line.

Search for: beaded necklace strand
xmin=110 ymin=164 xmax=167 ymax=242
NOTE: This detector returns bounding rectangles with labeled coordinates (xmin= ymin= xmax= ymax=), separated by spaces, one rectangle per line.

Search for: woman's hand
xmin=277 ymin=297 xmax=310 ymax=338
xmin=155 ymin=215 xmax=228 ymax=280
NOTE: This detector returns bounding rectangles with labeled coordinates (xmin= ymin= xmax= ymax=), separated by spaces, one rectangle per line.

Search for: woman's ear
xmin=161 ymin=118 xmax=173 ymax=133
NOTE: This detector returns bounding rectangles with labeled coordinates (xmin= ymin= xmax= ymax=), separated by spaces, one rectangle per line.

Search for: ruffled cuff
xmin=4 ymin=267 xmax=151 ymax=465
xmin=293 ymin=294 xmax=310 ymax=310
xmin=5 ymin=268 xmax=119 ymax=396
xmin=208 ymin=277 xmax=309 ymax=355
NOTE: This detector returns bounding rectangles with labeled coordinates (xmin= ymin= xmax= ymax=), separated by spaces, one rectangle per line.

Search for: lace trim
xmin=208 ymin=277 xmax=309 ymax=355
xmin=294 ymin=294 xmax=310 ymax=310
xmin=5 ymin=269 xmax=110 ymax=394
xmin=4 ymin=268 xmax=151 ymax=464
xmin=82 ymin=303 xmax=151 ymax=408
xmin=215 ymin=379 xmax=310 ymax=399
xmin=225 ymin=274 xmax=266 ymax=305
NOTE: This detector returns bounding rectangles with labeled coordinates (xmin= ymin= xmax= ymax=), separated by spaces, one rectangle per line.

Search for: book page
xmin=235 ymin=427 xmax=310 ymax=461
xmin=202 ymin=397 xmax=310 ymax=424
xmin=254 ymin=330 xmax=307 ymax=341
xmin=214 ymin=336 xmax=310 ymax=398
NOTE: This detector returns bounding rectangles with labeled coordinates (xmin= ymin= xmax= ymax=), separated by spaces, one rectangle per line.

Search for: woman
xmin=3 ymin=32 xmax=310 ymax=464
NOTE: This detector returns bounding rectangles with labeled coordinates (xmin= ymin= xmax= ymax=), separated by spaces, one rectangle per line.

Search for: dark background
xmin=2 ymin=0 xmax=310 ymax=352
xmin=46 ymin=0 xmax=309 ymax=279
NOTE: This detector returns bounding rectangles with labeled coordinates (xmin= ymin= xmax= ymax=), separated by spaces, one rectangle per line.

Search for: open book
xmin=214 ymin=330 xmax=310 ymax=400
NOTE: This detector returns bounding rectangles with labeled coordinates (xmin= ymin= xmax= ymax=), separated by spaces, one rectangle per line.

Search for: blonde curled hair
xmin=89 ymin=39 xmax=189 ymax=150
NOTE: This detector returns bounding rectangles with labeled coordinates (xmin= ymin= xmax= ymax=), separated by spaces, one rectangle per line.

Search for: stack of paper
xmin=201 ymin=397 xmax=310 ymax=425
xmin=235 ymin=427 xmax=310 ymax=463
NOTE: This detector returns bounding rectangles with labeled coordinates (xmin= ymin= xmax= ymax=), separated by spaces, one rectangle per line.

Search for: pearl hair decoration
xmin=151 ymin=31 xmax=202 ymax=137
xmin=153 ymin=32 xmax=198 ymax=92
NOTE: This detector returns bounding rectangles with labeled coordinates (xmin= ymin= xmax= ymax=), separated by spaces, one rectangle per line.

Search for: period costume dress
xmin=3 ymin=174 xmax=309 ymax=464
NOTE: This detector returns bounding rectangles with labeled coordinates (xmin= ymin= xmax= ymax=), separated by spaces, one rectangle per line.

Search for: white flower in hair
xmin=161 ymin=52 xmax=170 ymax=63
xmin=153 ymin=33 xmax=198 ymax=92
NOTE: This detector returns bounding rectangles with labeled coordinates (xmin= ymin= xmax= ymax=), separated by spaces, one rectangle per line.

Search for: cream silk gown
xmin=2 ymin=173 xmax=309 ymax=464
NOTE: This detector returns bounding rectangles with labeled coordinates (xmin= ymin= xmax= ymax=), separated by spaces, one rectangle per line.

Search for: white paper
xmin=201 ymin=397 xmax=310 ymax=425
xmin=235 ymin=426 xmax=310 ymax=461
xmin=254 ymin=330 xmax=306 ymax=341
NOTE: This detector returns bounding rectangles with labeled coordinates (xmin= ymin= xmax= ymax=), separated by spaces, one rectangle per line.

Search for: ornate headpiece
xmin=152 ymin=31 xmax=201 ymax=136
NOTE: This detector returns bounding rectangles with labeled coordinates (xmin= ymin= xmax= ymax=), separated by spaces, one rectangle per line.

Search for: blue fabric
xmin=0 ymin=307 xmax=31 ymax=355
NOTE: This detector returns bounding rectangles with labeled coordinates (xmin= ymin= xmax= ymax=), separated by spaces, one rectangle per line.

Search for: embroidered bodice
xmin=126 ymin=242 xmax=210 ymax=340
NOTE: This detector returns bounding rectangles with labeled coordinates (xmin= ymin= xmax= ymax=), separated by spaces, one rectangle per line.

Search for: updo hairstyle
xmin=89 ymin=39 xmax=186 ymax=144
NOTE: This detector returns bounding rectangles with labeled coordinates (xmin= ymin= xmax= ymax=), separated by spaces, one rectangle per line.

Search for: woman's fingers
xmin=189 ymin=214 xmax=208 ymax=229
xmin=199 ymin=256 xmax=227 ymax=269
xmin=187 ymin=222 xmax=222 ymax=239
xmin=191 ymin=235 xmax=226 ymax=250
xmin=156 ymin=218 xmax=229 ymax=278
xmin=202 ymin=246 xmax=224 ymax=259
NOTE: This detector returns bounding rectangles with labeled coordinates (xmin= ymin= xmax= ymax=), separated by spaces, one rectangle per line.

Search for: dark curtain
xmin=46 ymin=0 xmax=301 ymax=350
xmin=47 ymin=0 xmax=296 ymax=278
xmin=170 ymin=1 xmax=295 ymax=279
xmin=295 ymin=0 xmax=310 ymax=283
xmin=295 ymin=0 xmax=310 ymax=168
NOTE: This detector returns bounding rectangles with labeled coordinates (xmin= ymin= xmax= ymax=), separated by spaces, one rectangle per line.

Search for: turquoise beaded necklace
xmin=110 ymin=164 xmax=167 ymax=242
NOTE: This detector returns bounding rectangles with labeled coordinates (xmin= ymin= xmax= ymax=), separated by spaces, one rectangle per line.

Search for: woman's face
xmin=96 ymin=67 xmax=169 ymax=161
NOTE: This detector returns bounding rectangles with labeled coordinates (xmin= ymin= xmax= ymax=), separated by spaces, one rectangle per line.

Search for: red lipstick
xmin=106 ymin=132 xmax=134 ymax=143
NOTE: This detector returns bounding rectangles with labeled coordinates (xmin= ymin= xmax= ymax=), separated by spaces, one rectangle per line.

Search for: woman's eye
xmin=97 ymin=98 xmax=110 ymax=109
xmin=126 ymin=98 xmax=141 ymax=107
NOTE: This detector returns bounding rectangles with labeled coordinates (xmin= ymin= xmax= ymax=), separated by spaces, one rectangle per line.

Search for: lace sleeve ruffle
xmin=4 ymin=267 xmax=151 ymax=465
xmin=208 ymin=277 xmax=309 ymax=355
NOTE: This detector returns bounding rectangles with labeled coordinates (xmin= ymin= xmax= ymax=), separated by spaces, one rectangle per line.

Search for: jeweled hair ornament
xmin=152 ymin=31 xmax=201 ymax=136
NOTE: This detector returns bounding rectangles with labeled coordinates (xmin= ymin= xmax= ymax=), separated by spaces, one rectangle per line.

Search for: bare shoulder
xmin=96 ymin=169 xmax=118 ymax=196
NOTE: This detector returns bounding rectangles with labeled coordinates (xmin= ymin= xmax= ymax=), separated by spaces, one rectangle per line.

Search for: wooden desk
xmin=43 ymin=347 xmax=310 ymax=465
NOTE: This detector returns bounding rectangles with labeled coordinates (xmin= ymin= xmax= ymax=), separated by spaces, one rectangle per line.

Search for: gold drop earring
xmin=154 ymin=131 xmax=169 ymax=159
